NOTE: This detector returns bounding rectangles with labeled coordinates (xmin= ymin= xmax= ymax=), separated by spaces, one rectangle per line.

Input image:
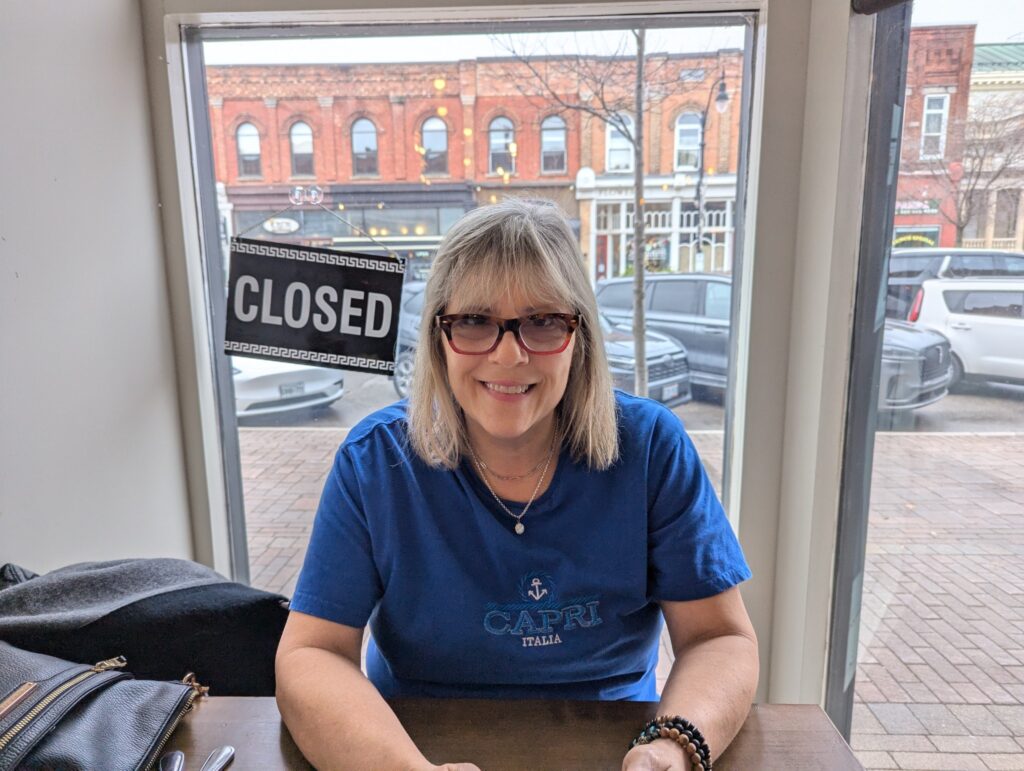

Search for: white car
xmin=231 ymin=356 xmax=344 ymax=417
xmin=910 ymin=279 xmax=1024 ymax=387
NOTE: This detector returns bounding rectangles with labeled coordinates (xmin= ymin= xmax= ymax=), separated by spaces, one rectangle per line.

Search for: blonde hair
xmin=407 ymin=199 xmax=619 ymax=470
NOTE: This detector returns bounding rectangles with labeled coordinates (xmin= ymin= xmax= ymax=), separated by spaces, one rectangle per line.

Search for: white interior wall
xmin=0 ymin=0 xmax=194 ymax=571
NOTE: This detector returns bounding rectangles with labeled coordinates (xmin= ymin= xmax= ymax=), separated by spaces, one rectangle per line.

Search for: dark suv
xmin=887 ymin=248 xmax=1024 ymax=319
xmin=597 ymin=274 xmax=731 ymax=391
xmin=597 ymin=273 xmax=953 ymax=412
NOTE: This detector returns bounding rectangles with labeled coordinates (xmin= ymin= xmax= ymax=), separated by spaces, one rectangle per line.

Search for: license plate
xmin=280 ymin=382 xmax=305 ymax=398
xmin=662 ymin=383 xmax=679 ymax=400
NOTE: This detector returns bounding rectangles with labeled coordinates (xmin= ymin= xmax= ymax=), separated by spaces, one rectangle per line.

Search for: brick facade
xmin=894 ymin=25 xmax=976 ymax=248
xmin=206 ymin=53 xmax=742 ymax=201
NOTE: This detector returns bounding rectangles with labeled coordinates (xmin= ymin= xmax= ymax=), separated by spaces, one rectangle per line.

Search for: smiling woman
xmin=275 ymin=200 xmax=758 ymax=771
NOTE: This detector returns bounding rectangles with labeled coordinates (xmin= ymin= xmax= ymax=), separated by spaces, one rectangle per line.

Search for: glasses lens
xmin=520 ymin=315 xmax=571 ymax=352
xmin=450 ymin=317 xmax=499 ymax=352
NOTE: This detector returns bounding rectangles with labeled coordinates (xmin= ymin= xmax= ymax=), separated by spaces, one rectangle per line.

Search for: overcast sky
xmin=204 ymin=26 xmax=746 ymax=66
xmin=911 ymin=0 xmax=1024 ymax=43
xmin=203 ymin=1 xmax=1022 ymax=66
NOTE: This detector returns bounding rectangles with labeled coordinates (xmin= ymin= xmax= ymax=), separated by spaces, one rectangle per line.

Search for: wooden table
xmin=167 ymin=697 xmax=861 ymax=770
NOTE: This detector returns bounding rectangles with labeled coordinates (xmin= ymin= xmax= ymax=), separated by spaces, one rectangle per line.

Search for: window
xmin=289 ymin=121 xmax=314 ymax=176
xmin=596 ymin=283 xmax=633 ymax=309
xmin=995 ymin=190 xmax=1020 ymax=240
xmin=946 ymin=290 xmax=1024 ymax=318
xmin=422 ymin=117 xmax=448 ymax=175
xmin=606 ymin=115 xmax=634 ymax=172
xmin=351 ymin=118 xmax=378 ymax=176
xmin=919 ymin=94 xmax=949 ymax=159
xmin=540 ymin=116 xmax=566 ymax=172
xmin=704 ymin=281 xmax=731 ymax=320
xmin=1003 ymin=255 xmax=1024 ymax=276
xmin=404 ymin=288 xmax=425 ymax=315
xmin=888 ymin=254 xmax=942 ymax=278
xmin=947 ymin=254 xmax=1000 ymax=277
xmin=651 ymin=279 xmax=700 ymax=314
xmin=488 ymin=117 xmax=515 ymax=174
xmin=236 ymin=122 xmax=261 ymax=177
xmin=675 ymin=112 xmax=702 ymax=171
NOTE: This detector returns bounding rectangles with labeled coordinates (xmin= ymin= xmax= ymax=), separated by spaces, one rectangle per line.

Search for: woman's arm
xmin=276 ymin=610 xmax=480 ymax=771
xmin=622 ymin=587 xmax=759 ymax=770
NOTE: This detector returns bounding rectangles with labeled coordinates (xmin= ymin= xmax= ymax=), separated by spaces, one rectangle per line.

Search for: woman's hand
xmin=621 ymin=739 xmax=691 ymax=771
xmin=425 ymin=764 xmax=482 ymax=770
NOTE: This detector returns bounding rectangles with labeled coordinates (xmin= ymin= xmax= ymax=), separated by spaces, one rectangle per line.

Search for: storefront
xmin=576 ymin=168 xmax=737 ymax=283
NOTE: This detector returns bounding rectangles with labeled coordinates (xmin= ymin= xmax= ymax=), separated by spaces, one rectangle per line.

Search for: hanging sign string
xmin=231 ymin=185 xmax=402 ymax=261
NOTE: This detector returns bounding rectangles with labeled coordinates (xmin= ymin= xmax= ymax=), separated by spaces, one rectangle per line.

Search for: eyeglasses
xmin=436 ymin=313 xmax=581 ymax=355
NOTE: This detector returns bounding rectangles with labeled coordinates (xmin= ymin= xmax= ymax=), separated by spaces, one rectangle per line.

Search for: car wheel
xmin=948 ymin=354 xmax=964 ymax=392
xmin=392 ymin=350 xmax=415 ymax=399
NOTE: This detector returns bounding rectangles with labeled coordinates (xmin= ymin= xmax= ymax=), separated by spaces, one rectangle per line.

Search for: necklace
xmin=468 ymin=428 xmax=558 ymax=535
xmin=474 ymin=453 xmax=548 ymax=482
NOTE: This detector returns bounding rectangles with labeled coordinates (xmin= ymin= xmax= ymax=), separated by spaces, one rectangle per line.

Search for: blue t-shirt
xmin=291 ymin=391 xmax=750 ymax=701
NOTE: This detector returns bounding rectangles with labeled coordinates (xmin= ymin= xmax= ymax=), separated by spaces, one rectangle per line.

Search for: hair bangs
xmin=445 ymin=247 xmax=575 ymax=315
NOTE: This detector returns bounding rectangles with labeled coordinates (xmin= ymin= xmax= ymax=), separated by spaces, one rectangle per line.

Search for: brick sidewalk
xmin=240 ymin=428 xmax=1024 ymax=770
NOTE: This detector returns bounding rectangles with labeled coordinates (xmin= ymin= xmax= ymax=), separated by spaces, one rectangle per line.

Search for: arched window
xmin=422 ymin=117 xmax=448 ymax=175
xmin=351 ymin=118 xmax=378 ymax=176
xmin=236 ymin=123 xmax=261 ymax=177
xmin=606 ymin=115 xmax=634 ymax=173
xmin=289 ymin=121 xmax=314 ymax=176
xmin=488 ymin=117 xmax=515 ymax=175
xmin=675 ymin=113 xmax=702 ymax=171
xmin=540 ymin=116 xmax=566 ymax=173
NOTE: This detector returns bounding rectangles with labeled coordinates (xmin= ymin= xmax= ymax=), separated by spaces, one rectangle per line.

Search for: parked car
xmin=231 ymin=356 xmax=344 ymax=417
xmin=391 ymin=283 xmax=692 ymax=406
xmin=908 ymin=278 xmax=1024 ymax=387
xmin=886 ymin=248 xmax=1024 ymax=320
xmin=597 ymin=273 xmax=953 ymax=412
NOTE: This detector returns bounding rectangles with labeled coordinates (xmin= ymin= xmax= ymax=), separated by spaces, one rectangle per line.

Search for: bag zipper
xmin=141 ymin=673 xmax=208 ymax=771
xmin=0 ymin=656 xmax=127 ymax=752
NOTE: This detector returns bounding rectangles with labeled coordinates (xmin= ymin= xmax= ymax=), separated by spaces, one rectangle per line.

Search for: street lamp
xmin=694 ymin=71 xmax=730 ymax=271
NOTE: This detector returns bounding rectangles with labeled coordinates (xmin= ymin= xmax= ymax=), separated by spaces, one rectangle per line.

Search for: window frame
xmin=235 ymin=121 xmax=262 ymax=178
xmin=488 ymin=115 xmax=516 ymax=175
xmin=149 ymin=1 xmax=878 ymax=717
xmin=289 ymin=120 xmax=315 ymax=177
xmin=674 ymin=111 xmax=703 ymax=171
xmin=919 ymin=92 xmax=949 ymax=161
xmin=540 ymin=115 xmax=567 ymax=173
xmin=605 ymin=114 xmax=634 ymax=173
xmin=421 ymin=116 xmax=449 ymax=176
xmin=351 ymin=117 xmax=379 ymax=177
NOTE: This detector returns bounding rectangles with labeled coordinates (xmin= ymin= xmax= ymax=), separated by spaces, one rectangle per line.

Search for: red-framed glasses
xmin=436 ymin=313 xmax=581 ymax=355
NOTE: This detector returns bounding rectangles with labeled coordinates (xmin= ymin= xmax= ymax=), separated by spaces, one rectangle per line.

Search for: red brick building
xmin=206 ymin=52 xmax=743 ymax=278
xmin=893 ymin=25 xmax=976 ymax=249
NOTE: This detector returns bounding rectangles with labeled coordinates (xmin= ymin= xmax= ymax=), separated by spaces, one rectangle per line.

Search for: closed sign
xmin=224 ymin=238 xmax=405 ymax=374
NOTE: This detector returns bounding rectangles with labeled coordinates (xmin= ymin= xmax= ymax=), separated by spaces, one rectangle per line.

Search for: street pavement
xmin=239 ymin=376 xmax=1024 ymax=770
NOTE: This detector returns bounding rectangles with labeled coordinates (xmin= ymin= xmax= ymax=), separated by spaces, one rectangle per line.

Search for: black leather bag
xmin=0 ymin=641 xmax=204 ymax=771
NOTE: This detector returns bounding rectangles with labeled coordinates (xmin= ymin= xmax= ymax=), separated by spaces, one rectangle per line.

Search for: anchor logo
xmin=527 ymin=578 xmax=549 ymax=601
xmin=518 ymin=571 xmax=557 ymax=603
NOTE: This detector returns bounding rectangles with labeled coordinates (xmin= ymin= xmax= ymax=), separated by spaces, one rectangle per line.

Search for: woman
xmin=276 ymin=200 xmax=758 ymax=770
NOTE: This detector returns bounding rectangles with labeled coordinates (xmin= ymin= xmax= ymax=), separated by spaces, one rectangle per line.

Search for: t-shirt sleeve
xmin=646 ymin=408 xmax=751 ymax=602
xmin=290 ymin=445 xmax=383 ymax=627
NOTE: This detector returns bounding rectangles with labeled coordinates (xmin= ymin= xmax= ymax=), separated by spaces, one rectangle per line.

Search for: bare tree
xmin=924 ymin=92 xmax=1024 ymax=245
xmin=496 ymin=30 xmax=703 ymax=397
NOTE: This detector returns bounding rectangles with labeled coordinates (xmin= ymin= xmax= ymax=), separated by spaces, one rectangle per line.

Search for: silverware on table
xmin=199 ymin=745 xmax=235 ymax=771
xmin=158 ymin=750 xmax=185 ymax=771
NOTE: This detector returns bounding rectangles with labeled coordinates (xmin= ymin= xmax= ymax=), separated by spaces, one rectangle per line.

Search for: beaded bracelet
xmin=629 ymin=714 xmax=712 ymax=770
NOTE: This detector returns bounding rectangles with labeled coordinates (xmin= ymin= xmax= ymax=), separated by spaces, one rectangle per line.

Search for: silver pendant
xmin=514 ymin=522 xmax=526 ymax=535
